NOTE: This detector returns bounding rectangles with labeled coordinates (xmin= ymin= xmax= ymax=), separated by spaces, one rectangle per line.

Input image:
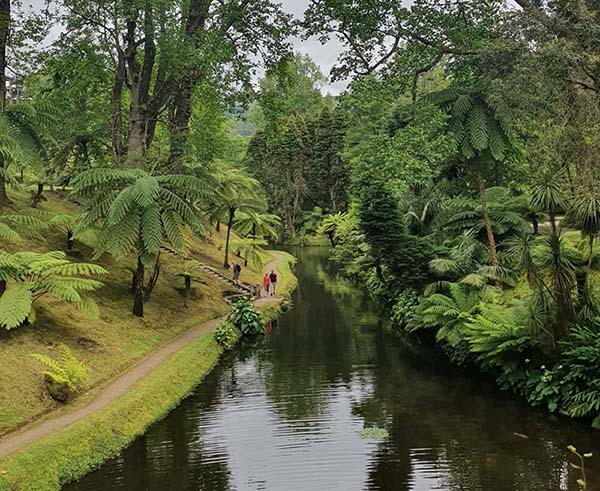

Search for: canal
xmin=67 ymin=247 xmax=600 ymax=490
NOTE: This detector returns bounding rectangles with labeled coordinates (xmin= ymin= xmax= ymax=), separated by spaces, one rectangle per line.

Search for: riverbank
xmin=0 ymin=251 xmax=296 ymax=491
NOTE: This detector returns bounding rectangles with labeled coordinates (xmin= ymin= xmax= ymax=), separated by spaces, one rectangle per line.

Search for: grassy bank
xmin=0 ymin=240 xmax=297 ymax=491
xmin=0 ymin=334 xmax=224 ymax=491
xmin=0 ymin=191 xmax=264 ymax=435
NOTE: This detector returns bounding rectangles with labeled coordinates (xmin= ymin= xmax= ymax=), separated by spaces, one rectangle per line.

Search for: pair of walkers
xmin=263 ymin=270 xmax=278 ymax=297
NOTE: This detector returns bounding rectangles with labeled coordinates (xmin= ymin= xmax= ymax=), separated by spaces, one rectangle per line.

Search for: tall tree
xmin=0 ymin=0 xmax=9 ymax=207
xmin=61 ymin=0 xmax=294 ymax=169
xmin=313 ymin=106 xmax=349 ymax=213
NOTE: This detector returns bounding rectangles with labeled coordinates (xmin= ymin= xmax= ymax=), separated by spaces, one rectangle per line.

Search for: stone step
xmin=198 ymin=264 xmax=256 ymax=299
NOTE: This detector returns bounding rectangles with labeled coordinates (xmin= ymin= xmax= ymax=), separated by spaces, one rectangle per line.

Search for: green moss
xmin=271 ymin=250 xmax=298 ymax=298
xmin=0 ymin=335 xmax=223 ymax=491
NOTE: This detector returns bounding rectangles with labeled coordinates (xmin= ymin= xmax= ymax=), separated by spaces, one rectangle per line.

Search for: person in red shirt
xmin=262 ymin=273 xmax=270 ymax=297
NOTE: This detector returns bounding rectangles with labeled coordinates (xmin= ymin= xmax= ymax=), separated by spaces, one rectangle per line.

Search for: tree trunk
xmin=327 ymin=232 xmax=335 ymax=248
xmin=31 ymin=182 xmax=44 ymax=208
xmin=550 ymin=213 xmax=557 ymax=236
xmin=576 ymin=269 xmax=586 ymax=304
xmin=165 ymin=0 xmax=212 ymax=169
xmin=124 ymin=3 xmax=156 ymax=167
xmin=588 ymin=235 xmax=594 ymax=273
xmin=0 ymin=158 xmax=7 ymax=210
xmin=132 ymin=256 xmax=145 ymax=317
xmin=144 ymin=252 xmax=160 ymax=300
xmin=111 ymin=52 xmax=126 ymax=163
xmin=66 ymin=229 xmax=73 ymax=251
xmin=532 ymin=217 xmax=539 ymax=234
xmin=184 ymin=275 xmax=191 ymax=307
xmin=215 ymin=220 xmax=220 ymax=232
xmin=0 ymin=0 xmax=7 ymax=111
xmin=223 ymin=208 xmax=235 ymax=268
xmin=477 ymin=174 xmax=498 ymax=267
xmin=0 ymin=0 xmax=9 ymax=211
xmin=167 ymin=77 xmax=194 ymax=168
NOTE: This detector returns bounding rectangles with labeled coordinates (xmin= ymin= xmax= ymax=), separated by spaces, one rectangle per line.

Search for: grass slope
xmin=0 ymin=191 xmax=263 ymax=435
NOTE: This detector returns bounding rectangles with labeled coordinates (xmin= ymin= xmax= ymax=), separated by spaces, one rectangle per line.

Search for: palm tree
xmin=317 ymin=212 xmax=346 ymax=247
xmin=209 ymin=168 xmax=264 ymax=268
xmin=537 ymin=233 xmax=577 ymax=338
xmin=70 ymin=168 xmax=209 ymax=317
xmin=567 ymin=192 xmax=600 ymax=273
xmin=528 ymin=171 xmax=569 ymax=236
xmin=0 ymin=101 xmax=53 ymax=210
xmin=233 ymin=210 xmax=281 ymax=242
xmin=505 ymin=233 xmax=539 ymax=288
xmin=429 ymin=86 xmax=513 ymax=267
xmin=402 ymin=184 xmax=446 ymax=237
xmin=0 ymin=250 xmax=106 ymax=330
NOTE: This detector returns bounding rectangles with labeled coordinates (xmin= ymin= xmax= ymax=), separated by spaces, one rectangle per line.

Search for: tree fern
xmin=465 ymin=303 xmax=532 ymax=373
xmin=31 ymin=344 xmax=89 ymax=392
xmin=0 ymin=284 xmax=34 ymax=330
xmin=0 ymin=211 xmax=48 ymax=241
xmin=70 ymin=168 xmax=211 ymax=317
xmin=0 ymin=250 xmax=106 ymax=330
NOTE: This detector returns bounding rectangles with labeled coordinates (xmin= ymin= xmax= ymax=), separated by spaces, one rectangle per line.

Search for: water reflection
xmin=67 ymin=247 xmax=600 ymax=490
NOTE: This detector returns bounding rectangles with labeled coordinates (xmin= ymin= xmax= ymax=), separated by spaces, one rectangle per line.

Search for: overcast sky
xmin=278 ymin=0 xmax=347 ymax=95
xmin=24 ymin=0 xmax=348 ymax=95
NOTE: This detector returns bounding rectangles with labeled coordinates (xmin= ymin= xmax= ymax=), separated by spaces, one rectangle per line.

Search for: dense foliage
xmin=229 ymin=299 xmax=264 ymax=337
xmin=301 ymin=0 xmax=600 ymax=428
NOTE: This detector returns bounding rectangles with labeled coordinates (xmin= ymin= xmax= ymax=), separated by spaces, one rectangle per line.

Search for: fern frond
xmin=0 ymin=284 xmax=33 ymax=330
xmin=468 ymin=105 xmax=489 ymax=151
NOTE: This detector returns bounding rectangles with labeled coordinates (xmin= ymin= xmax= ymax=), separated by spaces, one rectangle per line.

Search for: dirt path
xmin=0 ymin=252 xmax=287 ymax=460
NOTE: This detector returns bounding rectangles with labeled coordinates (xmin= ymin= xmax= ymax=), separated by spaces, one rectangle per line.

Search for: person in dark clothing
xmin=269 ymin=270 xmax=278 ymax=296
xmin=232 ymin=261 xmax=241 ymax=285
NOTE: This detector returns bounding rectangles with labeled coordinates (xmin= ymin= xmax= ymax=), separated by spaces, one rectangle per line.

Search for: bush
xmin=214 ymin=322 xmax=239 ymax=349
xmin=391 ymin=289 xmax=419 ymax=332
xmin=558 ymin=324 xmax=600 ymax=427
xmin=31 ymin=345 xmax=89 ymax=402
xmin=230 ymin=299 xmax=264 ymax=336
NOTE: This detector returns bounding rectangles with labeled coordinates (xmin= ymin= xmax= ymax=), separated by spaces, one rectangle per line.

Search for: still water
xmin=67 ymin=247 xmax=600 ymax=490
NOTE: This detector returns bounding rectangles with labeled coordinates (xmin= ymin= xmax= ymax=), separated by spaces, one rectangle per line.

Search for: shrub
xmin=31 ymin=345 xmax=89 ymax=402
xmin=214 ymin=322 xmax=238 ymax=349
xmin=558 ymin=324 xmax=600 ymax=428
xmin=391 ymin=289 xmax=419 ymax=332
xmin=230 ymin=299 xmax=264 ymax=336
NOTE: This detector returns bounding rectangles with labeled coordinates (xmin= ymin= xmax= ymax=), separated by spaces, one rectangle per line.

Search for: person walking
xmin=263 ymin=273 xmax=270 ymax=297
xmin=232 ymin=261 xmax=241 ymax=286
xmin=269 ymin=269 xmax=278 ymax=296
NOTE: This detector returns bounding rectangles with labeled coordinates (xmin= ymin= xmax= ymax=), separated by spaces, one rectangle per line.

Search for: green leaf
xmin=0 ymin=284 xmax=33 ymax=330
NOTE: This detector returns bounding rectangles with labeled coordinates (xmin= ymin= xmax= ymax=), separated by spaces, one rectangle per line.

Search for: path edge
xmin=0 ymin=251 xmax=297 ymax=491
